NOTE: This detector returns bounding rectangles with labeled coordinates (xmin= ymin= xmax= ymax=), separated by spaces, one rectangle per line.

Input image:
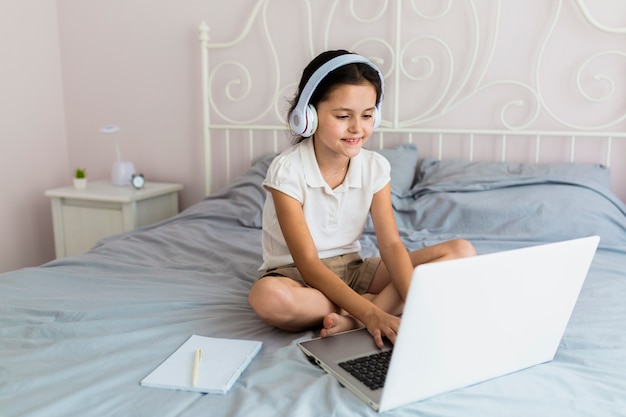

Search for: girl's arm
xmin=270 ymin=188 xmax=395 ymax=341
xmin=369 ymin=183 xmax=414 ymax=301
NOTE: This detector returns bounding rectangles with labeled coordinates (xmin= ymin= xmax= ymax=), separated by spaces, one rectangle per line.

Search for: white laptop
xmin=298 ymin=236 xmax=600 ymax=412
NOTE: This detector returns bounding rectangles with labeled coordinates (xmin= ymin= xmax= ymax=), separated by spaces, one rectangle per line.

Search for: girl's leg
xmin=248 ymin=275 xmax=339 ymax=332
xmin=368 ymin=238 xmax=476 ymax=294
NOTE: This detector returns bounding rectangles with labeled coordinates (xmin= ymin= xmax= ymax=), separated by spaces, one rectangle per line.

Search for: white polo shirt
xmin=259 ymin=137 xmax=390 ymax=272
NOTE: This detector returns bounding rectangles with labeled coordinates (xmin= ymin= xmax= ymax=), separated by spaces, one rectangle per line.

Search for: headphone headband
xmin=289 ymin=54 xmax=384 ymax=136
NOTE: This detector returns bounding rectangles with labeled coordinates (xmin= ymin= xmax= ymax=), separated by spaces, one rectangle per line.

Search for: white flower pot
xmin=73 ymin=178 xmax=87 ymax=190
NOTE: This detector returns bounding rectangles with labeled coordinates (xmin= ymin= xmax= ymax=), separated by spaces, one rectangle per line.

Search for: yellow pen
xmin=192 ymin=348 xmax=202 ymax=386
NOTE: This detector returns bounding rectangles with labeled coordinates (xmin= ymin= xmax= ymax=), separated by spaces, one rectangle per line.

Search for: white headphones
xmin=289 ymin=54 xmax=384 ymax=137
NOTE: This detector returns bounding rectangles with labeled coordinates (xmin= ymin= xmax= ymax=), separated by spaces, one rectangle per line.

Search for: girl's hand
xmin=364 ymin=310 xmax=401 ymax=348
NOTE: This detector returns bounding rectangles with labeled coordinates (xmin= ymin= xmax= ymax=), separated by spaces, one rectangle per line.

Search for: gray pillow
xmin=376 ymin=143 xmax=419 ymax=196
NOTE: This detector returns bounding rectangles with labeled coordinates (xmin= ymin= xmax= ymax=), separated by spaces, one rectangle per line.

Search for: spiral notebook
xmin=141 ymin=335 xmax=262 ymax=394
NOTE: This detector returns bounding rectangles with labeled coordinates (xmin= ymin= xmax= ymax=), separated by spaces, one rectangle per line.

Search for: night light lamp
xmin=100 ymin=125 xmax=136 ymax=186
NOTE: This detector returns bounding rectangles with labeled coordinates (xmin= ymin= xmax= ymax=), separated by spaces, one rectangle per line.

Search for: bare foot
xmin=320 ymin=313 xmax=361 ymax=337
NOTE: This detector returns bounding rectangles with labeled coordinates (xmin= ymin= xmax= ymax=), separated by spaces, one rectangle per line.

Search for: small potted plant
xmin=73 ymin=168 xmax=87 ymax=190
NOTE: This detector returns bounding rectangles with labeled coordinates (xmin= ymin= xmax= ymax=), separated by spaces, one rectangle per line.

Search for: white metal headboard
xmin=199 ymin=0 xmax=626 ymax=198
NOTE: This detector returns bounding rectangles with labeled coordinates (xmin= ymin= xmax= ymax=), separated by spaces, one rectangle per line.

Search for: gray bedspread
xmin=1 ymin=154 xmax=625 ymax=417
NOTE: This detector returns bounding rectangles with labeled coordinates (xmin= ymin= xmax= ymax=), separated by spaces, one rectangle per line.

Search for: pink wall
xmin=0 ymin=0 xmax=69 ymax=272
xmin=56 ymin=0 xmax=260 ymax=210
xmin=0 ymin=0 xmax=251 ymax=272
xmin=1 ymin=0 xmax=624 ymax=273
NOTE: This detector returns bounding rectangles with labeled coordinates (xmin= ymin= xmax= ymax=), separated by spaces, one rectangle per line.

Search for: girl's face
xmin=313 ymin=82 xmax=377 ymax=161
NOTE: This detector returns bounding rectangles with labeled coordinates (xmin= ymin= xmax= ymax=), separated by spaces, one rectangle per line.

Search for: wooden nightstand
xmin=45 ymin=181 xmax=184 ymax=258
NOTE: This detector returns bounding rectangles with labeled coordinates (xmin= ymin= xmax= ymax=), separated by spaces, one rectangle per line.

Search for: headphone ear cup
xmin=289 ymin=108 xmax=304 ymax=135
xmin=372 ymin=106 xmax=381 ymax=129
xmin=301 ymin=104 xmax=318 ymax=137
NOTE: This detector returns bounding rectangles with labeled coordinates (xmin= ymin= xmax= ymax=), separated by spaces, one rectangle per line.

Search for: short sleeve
xmin=368 ymin=150 xmax=392 ymax=194
xmin=263 ymin=154 xmax=305 ymax=204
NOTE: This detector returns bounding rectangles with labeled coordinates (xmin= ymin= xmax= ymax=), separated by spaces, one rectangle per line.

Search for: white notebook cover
xmin=141 ymin=335 xmax=262 ymax=394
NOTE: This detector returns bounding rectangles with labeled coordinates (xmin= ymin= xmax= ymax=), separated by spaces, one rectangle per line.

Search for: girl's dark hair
xmin=288 ymin=50 xmax=383 ymax=143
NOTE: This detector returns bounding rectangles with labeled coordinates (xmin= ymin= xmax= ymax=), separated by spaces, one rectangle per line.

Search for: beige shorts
xmin=259 ymin=252 xmax=381 ymax=295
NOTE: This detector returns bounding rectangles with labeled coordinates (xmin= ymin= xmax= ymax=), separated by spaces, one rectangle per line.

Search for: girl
xmin=248 ymin=50 xmax=475 ymax=348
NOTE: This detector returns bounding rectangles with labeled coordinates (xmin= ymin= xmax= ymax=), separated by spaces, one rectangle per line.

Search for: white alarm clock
xmin=131 ymin=173 xmax=145 ymax=190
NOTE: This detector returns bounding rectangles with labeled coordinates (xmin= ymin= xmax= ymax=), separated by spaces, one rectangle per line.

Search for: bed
xmin=2 ymin=2 xmax=626 ymax=416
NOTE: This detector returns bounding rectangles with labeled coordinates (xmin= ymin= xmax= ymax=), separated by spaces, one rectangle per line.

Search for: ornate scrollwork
xmin=202 ymin=0 xmax=625 ymax=131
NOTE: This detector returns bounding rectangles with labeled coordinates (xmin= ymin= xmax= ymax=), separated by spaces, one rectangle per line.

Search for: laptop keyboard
xmin=338 ymin=350 xmax=393 ymax=390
